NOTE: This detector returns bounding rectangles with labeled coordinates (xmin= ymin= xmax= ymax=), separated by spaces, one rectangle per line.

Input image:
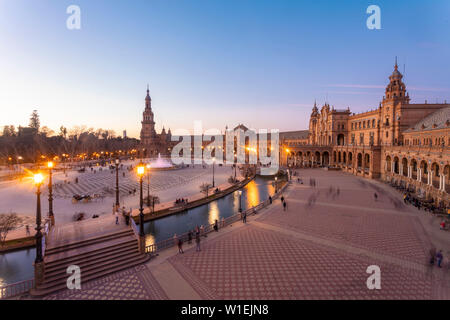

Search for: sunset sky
xmin=1 ymin=0 xmax=449 ymax=138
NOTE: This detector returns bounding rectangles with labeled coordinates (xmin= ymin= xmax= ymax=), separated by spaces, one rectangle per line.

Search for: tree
xmin=59 ymin=126 xmax=67 ymax=138
xmin=200 ymin=183 xmax=212 ymax=197
xmin=29 ymin=110 xmax=40 ymax=131
xmin=0 ymin=213 xmax=22 ymax=247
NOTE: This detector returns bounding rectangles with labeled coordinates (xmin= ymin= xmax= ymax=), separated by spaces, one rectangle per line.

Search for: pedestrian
xmin=283 ymin=201 xmax=287 ymax=211
xmin=115 ymin=211 xmax=119 ymax=225
xmin=188 ymin=230 xmax=192 ymax=244
xmin=436 ymin=250 xmax=443 ymax=268
xmin=243 ymin=211 xmax=247 ymax=223
xmin=429 ymin=247 xmax=436 ymax=265
xmin=195 ymin=232 xmax=201 ymax=252
xmin=281 ymin=195 xmax=284 ymax=203
xmin=178 ymin=238 xmax=184 ymax=254
xmin=25 ymin=225 xmax=30 ymax=236
xmin=374 ymin=193 xmax=378 ymax=201
xmin=269 ymin=196 xmax=272 ymax=204
xmin=214 ymin=219 xmax=218 ymax=232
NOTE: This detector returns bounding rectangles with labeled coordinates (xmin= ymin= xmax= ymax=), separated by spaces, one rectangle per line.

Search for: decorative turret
xmin=384 ymin=58 xmax=409 ymax=103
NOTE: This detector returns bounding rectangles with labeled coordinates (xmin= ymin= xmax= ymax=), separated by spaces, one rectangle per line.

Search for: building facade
xmin=282 ymin=62 xmax=450 ymax=205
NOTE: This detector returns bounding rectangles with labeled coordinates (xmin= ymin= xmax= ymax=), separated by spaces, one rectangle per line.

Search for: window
xmin=363 ymin=122 xmax=366 ymax=129
xmin=360 ymin=133 xmax=364 ymax=145
xmin=351 ymin=134 xmax=355 ymax=145
xmin=372 ymin=119 xmax=375 ymax=127
xmin=386 ymin=131 xmax=389 ymax=138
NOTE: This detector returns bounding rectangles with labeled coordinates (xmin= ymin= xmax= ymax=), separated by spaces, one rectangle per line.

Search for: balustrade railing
xmin=0 ymin=279 xmax=34 ymax=300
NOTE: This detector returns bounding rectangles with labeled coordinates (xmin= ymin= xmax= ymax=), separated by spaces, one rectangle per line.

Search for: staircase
xmin=30 ymin=228 xmax=149 ymax=297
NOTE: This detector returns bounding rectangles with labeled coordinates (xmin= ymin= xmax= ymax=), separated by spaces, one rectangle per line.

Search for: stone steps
xmin=31 ymin=228 xmax=149 ymax=297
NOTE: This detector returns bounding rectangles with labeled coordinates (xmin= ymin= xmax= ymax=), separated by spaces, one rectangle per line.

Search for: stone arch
xmin=338 ymin=151 xmax=342 ymax=163
xmin=322 ymin=151 xmax=330 ymax=166
xmin=386 ymin=155 xmax=392 ymax=172
xmin=393 ymin=156 xmax=399 ymax=174
xmin=444 ymin=165 xmax=450 ymax=193
xmin=315 ymin=151 xmax=321 ymax=166
xmin=411 ymin=159 xmax=418 ymax=179
xmin=402 ymin=157 xmax=408 ymax=177
xmin=364 ymin=153 xmax=370 ymax=170
xmin=357 ymin=153 xmax=363 ymax=168
xmin=333 ymin=151 xmax=337 ymax=163
xmin=343 ymin=151 xmax=347 ymax=164
xmin=348 ymin=152 xmax=353 ymax=167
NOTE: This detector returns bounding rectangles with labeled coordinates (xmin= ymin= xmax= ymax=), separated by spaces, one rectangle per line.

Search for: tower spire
xmin=395 ymin=56 xmax=398 ymax=70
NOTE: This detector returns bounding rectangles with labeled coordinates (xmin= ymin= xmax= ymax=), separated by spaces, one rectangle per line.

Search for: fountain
xmin=147 ymin=153 xmax=174 ymax=170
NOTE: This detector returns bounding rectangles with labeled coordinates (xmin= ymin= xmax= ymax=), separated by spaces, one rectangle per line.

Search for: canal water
xmin=0 ymin=176 xmax=276 ymax=286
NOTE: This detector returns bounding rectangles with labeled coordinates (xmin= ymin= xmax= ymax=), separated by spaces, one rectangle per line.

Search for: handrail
xmin=130 ymin=216 xmax=139 ymax=236
xmin=0 ymin=279 xmax=34 ymax=300
xmin=145 ymin=180 xmax=289 ymax=254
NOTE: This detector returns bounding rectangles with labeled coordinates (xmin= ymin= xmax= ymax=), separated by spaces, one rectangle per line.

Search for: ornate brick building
xmin=282 ymin=62 xmax=450 ymax=205
xmin=140 ymin=86 xmax=173 ymax=157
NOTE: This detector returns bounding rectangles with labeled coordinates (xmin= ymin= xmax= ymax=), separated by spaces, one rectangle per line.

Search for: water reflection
xmin=143 ymin=176 xmax=275 ymax=244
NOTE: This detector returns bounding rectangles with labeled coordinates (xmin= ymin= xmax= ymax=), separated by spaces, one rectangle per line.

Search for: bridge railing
xmin=0 ymin=279 xmax=34 ymax=300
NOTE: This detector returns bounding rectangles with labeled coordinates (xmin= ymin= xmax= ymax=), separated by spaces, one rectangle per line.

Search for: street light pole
xmin=47 ymin=162 xmax=54 ymax=226
xmin=146 ymin=164 xmax=151 ymax=207
xmin=212 ymin=157 xmax=215 ymax=187
xmin=137 ymin=164 xmax=145 ymax=237
xmin=238 ymin=190 xmax=242 ymax=213
xmin=34 ymin=174 xmax=44 ymax=264
xmin=115 ymin=158 xmax=120 ymax=208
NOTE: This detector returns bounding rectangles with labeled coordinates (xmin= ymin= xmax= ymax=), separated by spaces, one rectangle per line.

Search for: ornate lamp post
xmin=212 ymin=157 xmax=216 ymax=187
xmin=115 ymin=158 xmax=120 ymax=208
xmin=47 ymin=162 xmax=55 ymax=226
xmin=33 ymin=173 xmax=44 ymax=263
xmin=238 ymin=190 xmax=242 ymax=213
xmin=146 ymin=164 xmax=151 ymax=207
xmin=275 ymin=176 xmax=278 ymax=193
xmin=137 ymin=164 xmax=145 ymax=237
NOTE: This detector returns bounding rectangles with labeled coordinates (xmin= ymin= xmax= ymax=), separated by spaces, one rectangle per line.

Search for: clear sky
xmin=1 ymin=0 xmax=449 ymax=138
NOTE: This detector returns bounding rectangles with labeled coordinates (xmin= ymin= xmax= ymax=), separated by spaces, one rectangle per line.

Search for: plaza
xmin=37 ymin=169 xmax=450 ymax=300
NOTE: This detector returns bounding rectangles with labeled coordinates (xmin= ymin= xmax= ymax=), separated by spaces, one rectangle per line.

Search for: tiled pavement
xmin=40 ymin=169 xmax=450 ymax=300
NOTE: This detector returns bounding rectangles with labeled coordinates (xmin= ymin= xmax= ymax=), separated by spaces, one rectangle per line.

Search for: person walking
xmin=178 ymin=238 xmax=184 ymax=254
xmin=374 ymin=193 xmax=378 ymax=201
xmin=188 ymin=230 xmax=193 ymax=244
xmin=283 ymin=200 xmax=287 ymax=211
xmin=436 ymin=250 xmax=443 ymax=268
xmin=269 ymin=196 xmax=272 ymax=204
xmin=115 ymin=211 xmax=119 ymax=225
xmin=243 ymin=211 xmax=247 ymax=224
xmin=214 ymin=219 xmax=218 ymax=232
xmin=25 ymin=225 xmax=30 ymax=236
xmin=195 ymin=232 xmax=201 ymax=252
xmin=280 ymin=195 xmax=284 ymax=203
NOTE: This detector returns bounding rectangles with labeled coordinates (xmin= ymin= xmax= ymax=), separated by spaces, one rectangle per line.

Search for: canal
xmin=0 ymin=176 xmax=276 ymax=286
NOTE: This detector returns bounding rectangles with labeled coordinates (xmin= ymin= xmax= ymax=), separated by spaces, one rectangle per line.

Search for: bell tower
xmin=140 ymin=86 xmax=157 ymax=153
xmin=380 ymin=58 xmax=410 ymax=145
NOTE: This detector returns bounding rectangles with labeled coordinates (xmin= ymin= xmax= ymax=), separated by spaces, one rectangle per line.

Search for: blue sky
xmin=0 ymin=0 xmax=449 ymax=137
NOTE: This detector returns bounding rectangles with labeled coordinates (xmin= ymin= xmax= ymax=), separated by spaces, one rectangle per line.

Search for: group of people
xmin=113 ymin=204 xmax=132 ymax=225
xmin=175 ymin=198 xmax=188 ymax=205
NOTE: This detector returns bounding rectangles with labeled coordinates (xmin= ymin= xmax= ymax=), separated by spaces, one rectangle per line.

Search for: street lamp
xmin=146 ymin=164 xmax=151 ymax=207
xmin=275 ymin=176 xmax=278 ymax=193
xmin=33 ymin=173 xmax=44 ymax=263
xmin=115 ymin=158 xmax=120 ymax=208
xmin=212 ymin=157 xmax=216 ymax=187
xmin=238 ymin=190 xmax=242 ymax=213
xmin=47 ymin=161 xmax=54 ymax=226
xmin=234 ymin=154 xmax=237 ymax=181
xmin=137 ymin=164 xmax=145 ymax=237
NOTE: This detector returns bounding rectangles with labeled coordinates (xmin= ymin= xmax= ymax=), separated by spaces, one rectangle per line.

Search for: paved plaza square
xmin=43 ymin=169 xmax=450 ymax=300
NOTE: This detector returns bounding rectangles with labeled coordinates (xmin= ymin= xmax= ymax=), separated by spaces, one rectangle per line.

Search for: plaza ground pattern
xmin=44 ymin=169 xmax=450 ymax=300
